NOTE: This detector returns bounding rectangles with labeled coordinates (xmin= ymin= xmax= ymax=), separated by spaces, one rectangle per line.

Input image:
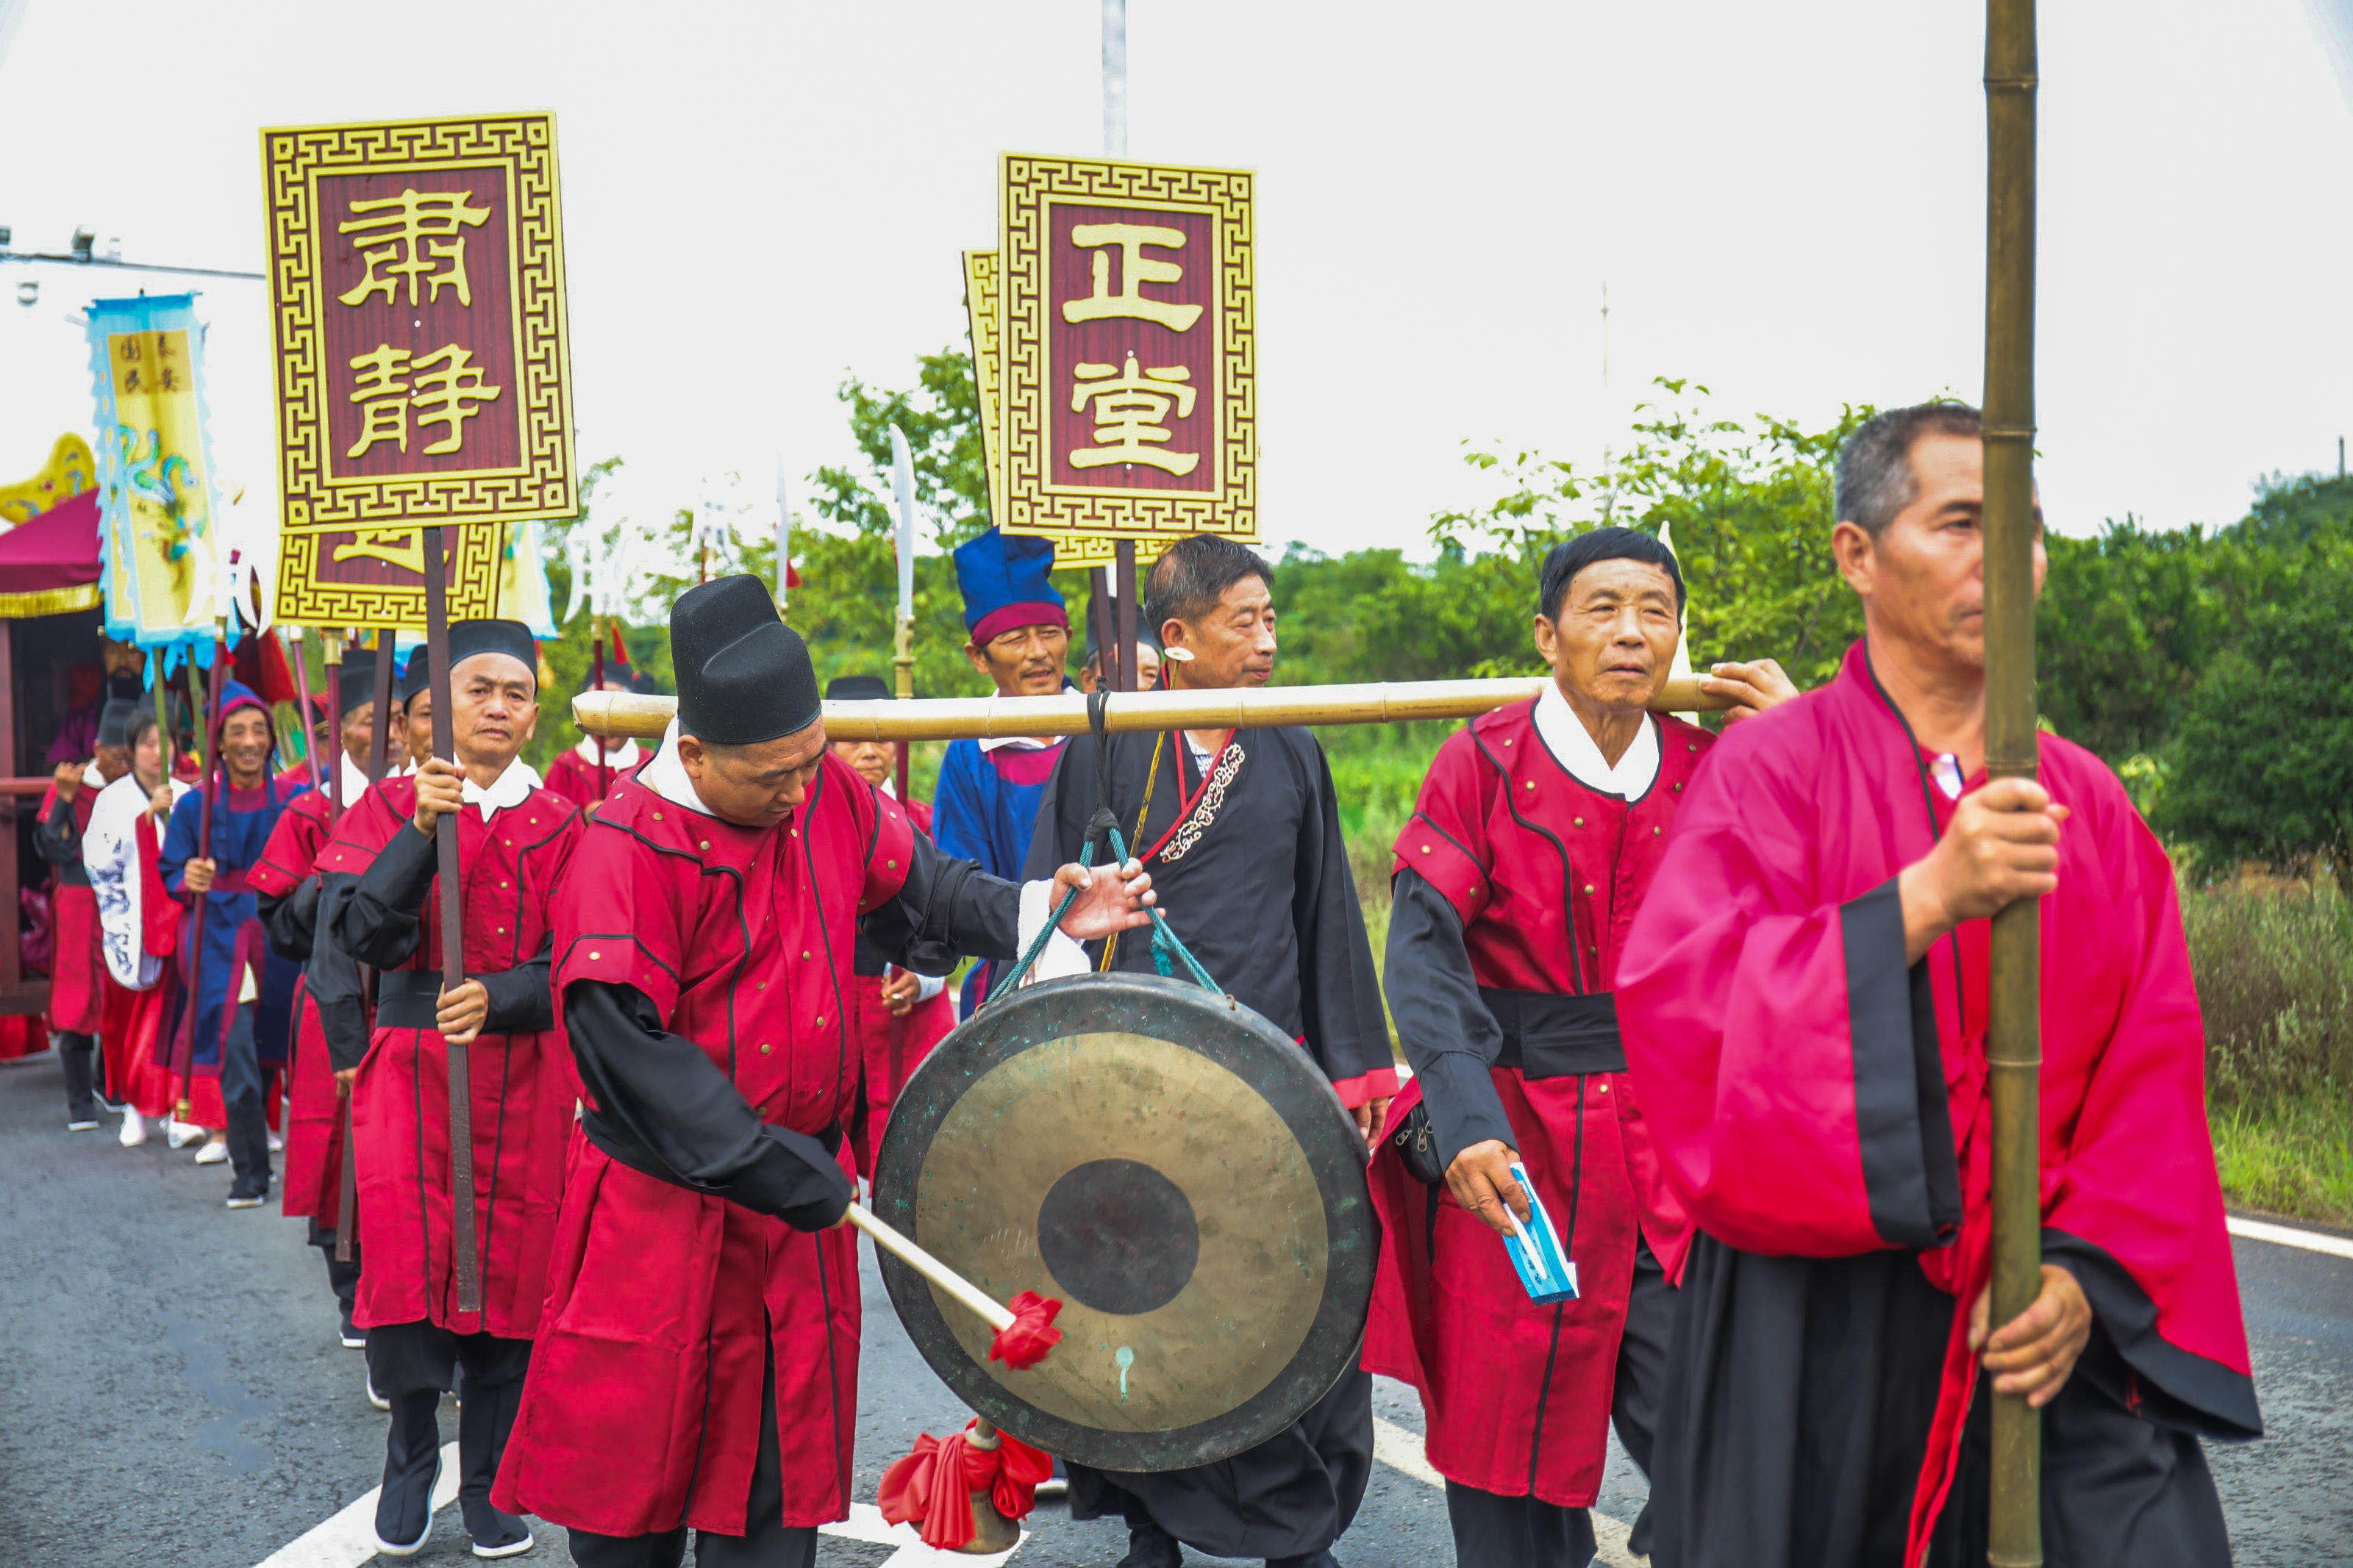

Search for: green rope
xmin=981 ymin=817 xmax=1221 ymax=1008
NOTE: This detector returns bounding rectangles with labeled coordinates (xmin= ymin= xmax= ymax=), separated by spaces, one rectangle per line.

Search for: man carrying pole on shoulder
xmin=318 ymin=620 xmax=584 ymax=1559
xmin=1615 ymin=406 xmax=2260 ymax=1567
xmin=493 ymin=574 xmax=1154 ymax=1568
xmin=1365 ymin=527 xmax=1793 ymax=1567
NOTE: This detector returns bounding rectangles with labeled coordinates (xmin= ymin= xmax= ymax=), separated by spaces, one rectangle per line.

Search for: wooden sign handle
xmin=421 ymin=526 xmax=482 ymax=1315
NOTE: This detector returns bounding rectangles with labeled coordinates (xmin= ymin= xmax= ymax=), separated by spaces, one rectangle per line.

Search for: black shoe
xmin=1265 ymin=1556 xmax=1340 ymax=1568
xmin=374 ymin=1392 xmax=442 ymax=1556
xmin=1118 ymin=1520 xmax=1183 ymax=1568
xmin=339 ymin=1302 xmax=366 ymax=1350
xmin=460 ymin=1494 xmax=534 ymax=1559
xmin=225 ymin=1177 xmax=268 ymax=1210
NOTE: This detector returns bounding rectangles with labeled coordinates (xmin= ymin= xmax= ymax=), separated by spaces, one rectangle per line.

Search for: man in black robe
xmin=1025 ymin=534 xmax=1397 ymax=1568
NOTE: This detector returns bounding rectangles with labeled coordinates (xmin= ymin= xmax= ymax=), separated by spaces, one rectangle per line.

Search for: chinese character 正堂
xmin=1060 ymin=223 xmax=1203 ymax=332
xmin=337 ymin=188 xmax=493 ymax=309
xmin=1068 ymin=351 xmax=1199 ymax=476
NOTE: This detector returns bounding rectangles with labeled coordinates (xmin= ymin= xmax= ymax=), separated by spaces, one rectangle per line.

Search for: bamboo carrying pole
xmin=1982 ymin=0 xmax=2044 ymax=1561
xmin=573 ymin=672 xmax=1729 ymax=744
xmin=421 ymin=529 xmax=483 ymax=1315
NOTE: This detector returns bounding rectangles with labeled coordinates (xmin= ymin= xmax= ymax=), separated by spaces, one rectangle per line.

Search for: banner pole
xmin=421 ymin=526 xmax=482 ymax=1315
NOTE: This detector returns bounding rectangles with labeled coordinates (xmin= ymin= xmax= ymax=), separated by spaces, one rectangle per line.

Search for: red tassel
xmin=878 ymin=1420 xmax=1055 ymax=1551
xmin=988 ymin=1290 xmax=1063 ymax=1370
xmin=610 ymin=623 xmax=628 ymax=663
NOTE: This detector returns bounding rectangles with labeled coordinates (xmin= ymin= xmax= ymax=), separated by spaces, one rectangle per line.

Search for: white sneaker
xmin=165 ymin=1119 xmax=206 ymax=1150
xmin=193 ymin=1141 xmax=229 ymax=1166
xmin=267 ymin=1130 xmax=285 ymax=1153
xmin=118 ymin=1111 xmax=147 ymax=1148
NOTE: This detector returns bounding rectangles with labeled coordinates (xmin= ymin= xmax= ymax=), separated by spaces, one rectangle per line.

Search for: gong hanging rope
xmin=985 ymin=692 xmax=1221 ymax=1008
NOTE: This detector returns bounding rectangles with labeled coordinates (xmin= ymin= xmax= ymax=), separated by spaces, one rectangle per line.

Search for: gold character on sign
xmin=343 ymin=344 xmax=504 ymax=459
xmin=1068 ymin=351 xmax=1199 ymax=476
xmin=1060 ymin=223 xmax=1202 ymax=332
xmin=337 ymin=188 xmax=493 ymax=309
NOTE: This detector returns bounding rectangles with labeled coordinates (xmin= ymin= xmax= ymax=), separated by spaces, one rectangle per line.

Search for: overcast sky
xmin=4 ymin=0 xmax=2351 ymax=565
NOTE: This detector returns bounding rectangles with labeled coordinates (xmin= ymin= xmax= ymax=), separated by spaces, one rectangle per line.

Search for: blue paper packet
xmin=1500 ymin=1160 xmax=1579 ymax=1304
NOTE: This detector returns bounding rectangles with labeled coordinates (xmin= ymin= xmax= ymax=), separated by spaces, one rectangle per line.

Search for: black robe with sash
xmin=1026 ymin=723 xmax=1396 ymax=1561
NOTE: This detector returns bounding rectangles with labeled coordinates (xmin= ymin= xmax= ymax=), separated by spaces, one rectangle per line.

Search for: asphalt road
xmin=0 ymin=1047 xmax=2343 ymax=1567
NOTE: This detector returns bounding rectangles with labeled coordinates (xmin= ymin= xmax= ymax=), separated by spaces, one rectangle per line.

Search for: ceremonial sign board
xmin=261 ymin=110 xmax=576 ymax=627
xmin=967 ymin=248 xmax=1161 ymax=573
xmin=997 ymin=154 xmax=1256 ymax=551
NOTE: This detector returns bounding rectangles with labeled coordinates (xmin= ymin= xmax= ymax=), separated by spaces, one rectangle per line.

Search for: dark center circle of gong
xmin=1035 ymin=1158 xmax=1201 ymax=1317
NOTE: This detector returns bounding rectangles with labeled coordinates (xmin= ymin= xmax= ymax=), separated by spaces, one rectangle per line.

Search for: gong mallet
xmin=846 ymin=1203 xmax=1063 ymax=1369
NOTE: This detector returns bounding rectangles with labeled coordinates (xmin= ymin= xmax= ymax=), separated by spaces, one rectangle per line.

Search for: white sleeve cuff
xmin=913 ymin=972 xmax=945 ymax=1003
xmin=1015 ymin=878 xmax=1094 ymax=987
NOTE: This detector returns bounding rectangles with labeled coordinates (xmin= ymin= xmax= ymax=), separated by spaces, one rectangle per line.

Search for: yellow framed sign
xmin=998 ymin=153 xmax=1256 ymax=550
xmin=262 ymin=110 xmax=574 ymax=626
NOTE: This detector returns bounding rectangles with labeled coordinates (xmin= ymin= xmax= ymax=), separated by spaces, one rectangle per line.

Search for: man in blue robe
xmin=932 ymin=528 xmax=1072 ymax=1012
xmin=160 ymin=678 xmax=301 ymax=1207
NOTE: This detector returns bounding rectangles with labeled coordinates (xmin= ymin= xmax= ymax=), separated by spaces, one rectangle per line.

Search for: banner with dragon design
xmin=83 ymin=293 xmax=226 ymax=648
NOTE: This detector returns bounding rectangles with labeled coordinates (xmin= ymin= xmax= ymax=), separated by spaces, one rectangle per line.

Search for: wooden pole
xmin=1088 ymin=567 xmax=1120 ymax=694
xmin=1113 ymin=540 xmax=1139 ymax=694
xmin=288 ymin=628 xmax=319 ymax=789
xmin=171 ymin=640 xmax=229 ymax=1120
xmin=591 ymin=615 xmax=609 ymax=798
xmin=421 ymin=528 xmax=482 ymax=1314
xmin=576 ymin=671 xmax=1731 ymax=744
xmin=1983 ymin=0 xmax=2043 ymax=1561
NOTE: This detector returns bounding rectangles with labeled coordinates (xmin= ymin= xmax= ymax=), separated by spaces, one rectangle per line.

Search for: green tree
xmin=2160 ymin=534 xmax=2353 ymax=881
xmin=2035 ymin=518 xmax=2209 ymax=763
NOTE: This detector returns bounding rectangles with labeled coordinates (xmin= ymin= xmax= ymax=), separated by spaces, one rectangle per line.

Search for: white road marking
xmin=251 ymin=1441 xmax=460 ymax=1568
xmin=1372 ymin=1416 xmax=1643 ymax=1567
xmin=821 ymin=1500 xmax=1026 ymax=1565
xmin=2227 ymin=1214 xmax=2353 ymax=1261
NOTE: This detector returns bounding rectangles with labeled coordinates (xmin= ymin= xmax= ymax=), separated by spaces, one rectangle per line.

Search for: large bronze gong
xmin=871 ymin=972 xmax=1376 ymax=1472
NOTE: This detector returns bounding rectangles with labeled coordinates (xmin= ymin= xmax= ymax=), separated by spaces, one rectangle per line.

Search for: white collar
xmin=574 ymin=734 xmax=641 ymax=767
xmin=976 ymin=734 xmax=1055 ymax=753
xmin=638 ymin=720 xmax=718 ymax=815
xmin=1533 ymin=681 xmax=1660 ymax=798
xmin=1930 ymin=753 xmax=1966 ymax=801
xmin=82 ymin=761 xmax=112 ymax=791
xmin=460 ymin=756 xmax=541 ymax=821
xmin=338 ymin=751 xmax=371 ymax=806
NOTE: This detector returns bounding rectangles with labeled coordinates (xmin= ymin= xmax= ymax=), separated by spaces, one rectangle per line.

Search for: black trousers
xmin=306 ymin=1219 xmax=363 ymax=1312
xmin=567 ymin=1337 xmax=814 ymax=1568
xmin=57 ymin=1031 xmax=101 ymax=1123
xmin=218 ymin=1006 xmax=271 ymax=1186
xmin=1442 ymin=1232 xmax=1674 ymax=1568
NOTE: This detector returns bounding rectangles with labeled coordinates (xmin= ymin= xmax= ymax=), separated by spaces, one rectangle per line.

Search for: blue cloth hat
xmin=952 ymin=529 xmax=1067 ymax=645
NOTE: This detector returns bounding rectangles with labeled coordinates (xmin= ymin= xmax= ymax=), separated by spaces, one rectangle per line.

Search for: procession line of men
xmin=25 ymin=401 xmax=2260 ymax=1567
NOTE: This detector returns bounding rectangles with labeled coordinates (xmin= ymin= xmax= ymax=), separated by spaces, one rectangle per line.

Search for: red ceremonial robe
xmin=1365 ymin=700 xmax=1705 ymax=1508
xmin=320 ymin=776 xmax=582 ymax=1339
xmin=496 ymin=757 xmax=924 ymax=1538
xmin=33 ymin=781 xmax=103 ymax=1034
xmin=847 ymin=795 xmax=956 ymax=1179
xmin=1615 ymin=642 xmax=2259 ymax=1567
xmin=251 ymin=787 xmax=344 ymax=1224
xmin=540 ymin=741 xmax=642 ymax=810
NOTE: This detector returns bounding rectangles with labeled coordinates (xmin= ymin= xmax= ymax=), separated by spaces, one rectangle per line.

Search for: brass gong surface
xmin=872 ymin=973 xmax=1375 ymax=1472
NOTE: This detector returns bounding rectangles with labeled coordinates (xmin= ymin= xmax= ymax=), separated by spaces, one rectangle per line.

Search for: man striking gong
xmin=493 ymin=575 xmax=1155 ymax=1568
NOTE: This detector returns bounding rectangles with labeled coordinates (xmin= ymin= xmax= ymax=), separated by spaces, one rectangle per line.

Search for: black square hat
xmin=671 ymin=575 xmax=821 ymax=745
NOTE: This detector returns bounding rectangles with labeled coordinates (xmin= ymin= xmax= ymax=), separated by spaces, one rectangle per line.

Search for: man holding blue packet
xmin=1365 ymin=529 xmax=1794 ymax=1566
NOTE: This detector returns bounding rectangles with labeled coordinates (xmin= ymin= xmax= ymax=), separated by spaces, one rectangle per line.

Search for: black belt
xmin=1479 ymin=987 xmax=1627 ymax=1077
xmin=375 ymin=970 xmax=447 ymax=1030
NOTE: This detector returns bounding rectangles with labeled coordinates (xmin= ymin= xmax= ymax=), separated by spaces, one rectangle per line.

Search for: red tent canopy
xmin=0 ymin=490 xmax=101 ymax=619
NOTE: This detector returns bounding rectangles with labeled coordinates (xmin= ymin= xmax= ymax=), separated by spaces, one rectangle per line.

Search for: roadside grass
xmin=2210 ymin=1095 xmax=2353 ymax=1226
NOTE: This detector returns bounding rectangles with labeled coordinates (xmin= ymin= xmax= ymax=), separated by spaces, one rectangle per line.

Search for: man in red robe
xmin=542 ymin=642 xmax=646 ymax=808
xmin=494 ymin=574 xmax=1152 ymax=1568
xmin=320 ymin=621 xmax=583 ymax=1560
xmin=35 ymin=699 xmax=134 ymax=1128
xmin=1616 ymin=404 xmax=2260 ymax=1568
xmin=1364 ymin=529 xmax=1793 ymax=1567
xmin=823 ymin=673 xmax=957 ymax=1178
xmin=251 ymin=645 xmax=379 ymax=1351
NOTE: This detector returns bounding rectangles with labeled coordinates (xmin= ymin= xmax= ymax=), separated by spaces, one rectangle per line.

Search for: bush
xmin=2182 ymin=874 xmax=2353 ymax=1113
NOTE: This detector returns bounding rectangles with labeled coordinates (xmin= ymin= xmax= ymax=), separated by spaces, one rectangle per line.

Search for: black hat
xmin=96 ymin=699 xmax=137 ymax=750
xmin=671 ymin=575 xmax=820 ymax=745
xmin=333 ymin=646 xmax=379 ymax=718
xmin=824 ymin=674 xmax=890 ymax=703
xmin=445 ymin=620 xmax=539 ymax=687
xmin=396 ymin=651 xmax=430 ymax=705
xmin=627 ymin=669 xmax=668 ymax=697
